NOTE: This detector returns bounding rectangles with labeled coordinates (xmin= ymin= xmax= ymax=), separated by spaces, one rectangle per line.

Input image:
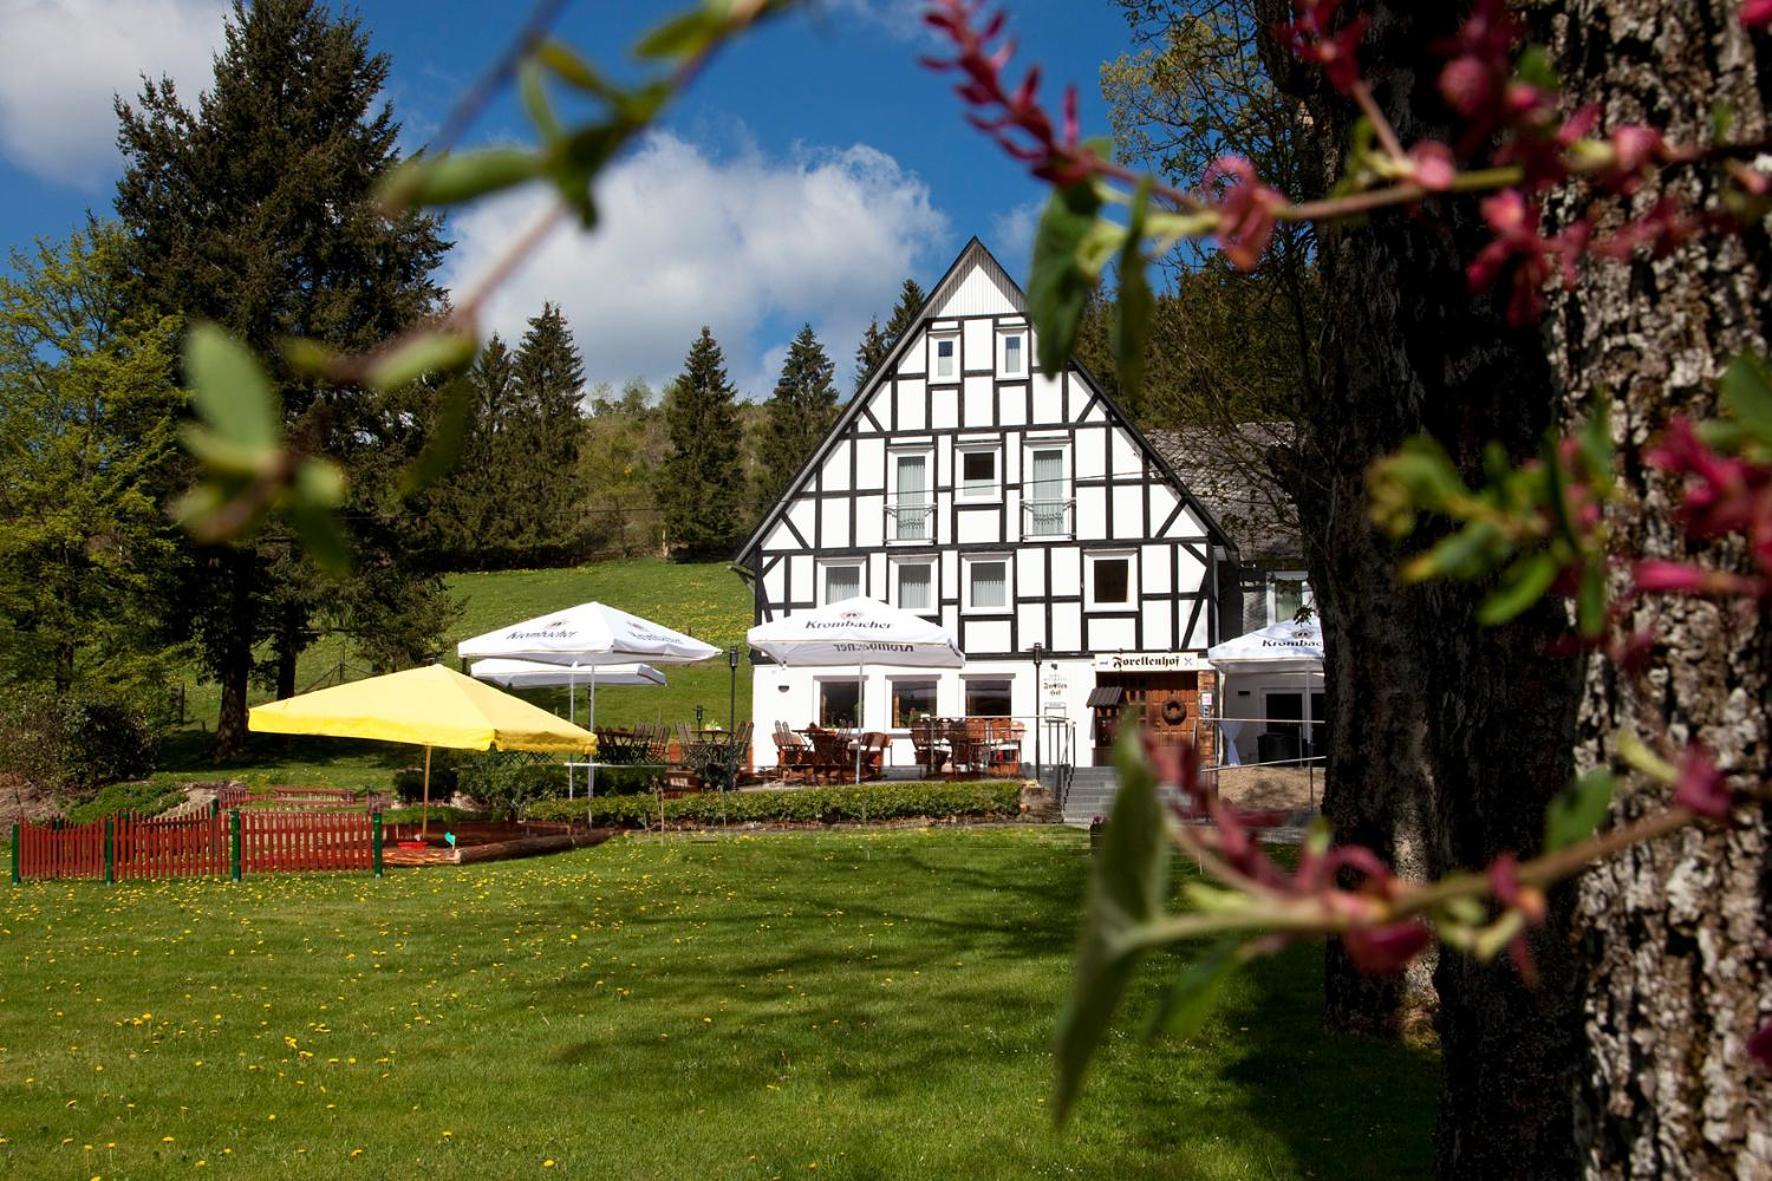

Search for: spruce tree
xmin=853 ymin=318 xmax=888 ymax=395
xmin=658 ymin=328 xmax=745 ymax=559
xmin=883 ymin=277 xmax=926 ymax=348
xmin=508 ymin=303 xmax=586 ymax=547
xmin=757 ymin=324 xmax=839 ymax=513
xmin=112 ymin=0 xmax=448 ymax=752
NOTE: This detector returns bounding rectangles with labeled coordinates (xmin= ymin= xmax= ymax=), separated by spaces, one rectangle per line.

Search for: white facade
xmin=738 ymin=239 xmax=1238 ymax=769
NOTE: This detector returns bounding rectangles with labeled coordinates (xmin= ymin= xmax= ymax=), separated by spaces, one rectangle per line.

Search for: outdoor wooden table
xmin=594 ymin=726 xmax=655 ymax=766
xmin=680 ymin=730 xmax=744 ymax=788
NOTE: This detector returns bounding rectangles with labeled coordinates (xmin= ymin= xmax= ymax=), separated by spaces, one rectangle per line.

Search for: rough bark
xmin=1258 ymin=4 xmax=1589 ymax=1176
xmin=1531 ymin=3 xmax=1772 ymax=1174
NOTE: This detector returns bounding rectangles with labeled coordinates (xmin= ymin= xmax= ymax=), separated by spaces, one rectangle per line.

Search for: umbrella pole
xmin=421 ymin=745 xmax=432 ymax=839
xmin=567 ymin=668 xmax=577 ymax=800
xmin=854 ymin=663 xmax=863 ymax=785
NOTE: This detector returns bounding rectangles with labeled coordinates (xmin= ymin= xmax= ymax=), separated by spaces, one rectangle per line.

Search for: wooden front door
xmin=1090 ymin=672 xmax=1213 ymax=766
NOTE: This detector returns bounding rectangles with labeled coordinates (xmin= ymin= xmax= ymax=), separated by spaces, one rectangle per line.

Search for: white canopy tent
xmin=1206 ymin=619 xmax=1324 ymax=768
xmin=746 ymin=595 xmax=964 ymax=783
xmin=458 ymin=603 xmax=719 ymax=798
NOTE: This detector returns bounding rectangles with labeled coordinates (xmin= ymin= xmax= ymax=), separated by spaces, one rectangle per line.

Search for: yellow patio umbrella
xmin=248 ymin=664 xmax=596 ymax=837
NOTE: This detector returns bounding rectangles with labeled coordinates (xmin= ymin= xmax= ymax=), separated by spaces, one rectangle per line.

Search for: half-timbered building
xmin=736 ymin=239 xmax=1240 ymax=769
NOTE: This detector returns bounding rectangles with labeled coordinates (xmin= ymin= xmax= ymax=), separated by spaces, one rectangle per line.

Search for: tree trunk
xmin=211 ymin=552 xmax=257 ymax=759
xmin=1531 ymin=3 xmax=1772 ymax=1174
xmin=1258 ymin=4 xmax=1588 ymax=1175
xmin=215 ymin=648 xmax=250 ymax=759
xmin=274 ymin=605 xmax=304 ymax=701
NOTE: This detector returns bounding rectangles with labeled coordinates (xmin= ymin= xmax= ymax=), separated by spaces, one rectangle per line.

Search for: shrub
xmin=65 ymin=780 xmax=184 ymax=823
xmin=0 ymin=685 xmax=158 ymax=793
xmin=522 ymin=780 xmax=1022 ymax=829
xmin=391 ymin=765 xmax=458 ymax=805
xmin=457 ymin=751 xmax=558 ymax=821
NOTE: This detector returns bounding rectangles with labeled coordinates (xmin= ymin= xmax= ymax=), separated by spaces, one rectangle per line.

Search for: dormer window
xmin=931 ymin=331 xmax=958 ymax=380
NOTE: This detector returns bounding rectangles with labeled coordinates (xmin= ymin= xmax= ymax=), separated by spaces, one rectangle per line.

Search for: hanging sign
xmin=1091 ymin=652 xmax=1211 ymax=673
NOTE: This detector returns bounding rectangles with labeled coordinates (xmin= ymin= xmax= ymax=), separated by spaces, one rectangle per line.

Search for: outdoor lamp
xmin=1030 ymin=642 xmax=1044 ymax=786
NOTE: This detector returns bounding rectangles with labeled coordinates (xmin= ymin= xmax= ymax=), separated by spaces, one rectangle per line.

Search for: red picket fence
xmin=12 ymin=809 xmax=381 ymax=882
xmin=114 ymin=811 xmax=228 ymax=880
xmin=240 ymin=809 xmax=374 ymax=873
xmin=16 ymin=818 xmax=106 ymax=880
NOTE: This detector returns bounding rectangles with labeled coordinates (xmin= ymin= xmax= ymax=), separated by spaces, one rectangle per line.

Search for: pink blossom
xmin=1275 ymin=1 xmax=1369 ymax=94
xmin=1406 ymin=141 xmax=1457 ymax=191
xmin=1743 ymin=0 xmax=1772 ymax=29
xmin=1343 ymin=920 xmax=1434 ymax=975
xmin=1630 ymin=560 xmax=1714 ymax=595
xmin=1749 ymin=1019 xmax=1772 ymax=1070
xmin=1205 ymin=155 xmax=1285 ymax=271
xmin=1439 ymin=55 xmax=1496 ymax=120
xmin=1672 ymin=745 xmax=1732 ymax=821
xmin=1466 ymin=190 xmax=1581 ymax=324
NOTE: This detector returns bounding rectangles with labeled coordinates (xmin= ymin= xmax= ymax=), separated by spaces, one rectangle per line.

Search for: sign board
xmin=1200 ymin=691 xmax=1214 ymax=720
xmin=1091 ymin=651 xmax=1212 ymax=674
xmin=1040 ymin=669 xmax=1068 ymax=717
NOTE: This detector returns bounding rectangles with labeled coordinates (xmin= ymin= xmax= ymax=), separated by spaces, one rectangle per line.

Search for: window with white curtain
xmin=1000 ymin=329 xmax=1025 ymax=376
xmin=821 ymin=561 xmax=862 ymax=604
xmin=932 ymin=332 xmax=958 ymax=379
xmin=965 ymin=557 xmax=1009 ymax=611
xmin=895 ymin=561 xmax=934 ymax=611
xmin=892 ymin=452 xmax=931 ymax=541
xmin=1025 ymin=446 xmax=1069 ymax=537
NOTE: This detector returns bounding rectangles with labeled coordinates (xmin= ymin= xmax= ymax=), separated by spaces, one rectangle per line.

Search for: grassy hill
xmin=158 ymin=559 xmax=751 ymax=789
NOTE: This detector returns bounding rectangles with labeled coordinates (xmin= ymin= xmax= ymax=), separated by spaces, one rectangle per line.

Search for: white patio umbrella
xmin=469 ymin=659 xmax=667 ymax=692
xmin=458 ymin=603 xmax=719 ymax=798
xmin=1207 ymin=619 xmax=1325 ymax=770
xmin=746 ymin=596 xmax=964 ymax=783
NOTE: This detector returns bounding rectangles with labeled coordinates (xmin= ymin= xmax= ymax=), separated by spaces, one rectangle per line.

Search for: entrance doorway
xmin=1088 ymin=671 xmax=1212 ymax=766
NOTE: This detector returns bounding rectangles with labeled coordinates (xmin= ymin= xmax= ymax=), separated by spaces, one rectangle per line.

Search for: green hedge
xmin=523 ymin=781 xmax=1022 ymax=829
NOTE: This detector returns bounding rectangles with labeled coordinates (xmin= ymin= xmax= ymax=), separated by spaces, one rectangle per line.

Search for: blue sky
xmin=0 ymin=0 xmax=1136 ymax=397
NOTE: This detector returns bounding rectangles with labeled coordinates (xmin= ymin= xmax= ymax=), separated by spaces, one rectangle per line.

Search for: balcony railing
xmin=886 ymin=501 xmax=934 ymax=541
xmin=1022 ymin=497 xmax=1073 ymax=538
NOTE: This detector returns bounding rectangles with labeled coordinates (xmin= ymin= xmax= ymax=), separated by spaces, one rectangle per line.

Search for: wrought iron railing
xmin=1022 ymin=497 xmax=1073 ymax=538
xmin=885 ymin=500 xmax=934 ymax=541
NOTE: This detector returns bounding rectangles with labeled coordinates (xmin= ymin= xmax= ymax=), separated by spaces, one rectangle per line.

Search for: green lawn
xmin=0 ymin=828 xmax=1436 ymax=1178
xmin=161 ymin=558 xmax=751 ymax=790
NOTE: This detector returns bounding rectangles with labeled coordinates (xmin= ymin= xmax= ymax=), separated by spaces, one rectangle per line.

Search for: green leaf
xmin=536 ymin=38 xmax=616 ymax=99
xmin=1028 ymin=182 xmax=1104 ymax=377
xmin=289 ymin=463 xmax=352 ymax=576
xmin=365 ymin=329 xmax=478 ymax=392
xmin=386 ymin=148 xmax=540 ymax=209
xmin=183 ymin=324 xmax=279 ymax=450
xmin=1575 ymin=559 xmax=1608 ymax=637
xmin=1111 ymin=179 xmax=1153 ymax=405
xmin=1575 ymin=404 xmax=1613 ymax=484
xmin=1401 ymin=520 xmax=1503 ymax=583
xmin=400 ymin=376 xmax=476 ymax=495
xmin=634 ymin=6 xmax=722 ymax=60
xmin=518 ymin=60 xmax=560 ymax=142
xmin=1544 ymin=769 xmax=1613 ymax=852
xmin=1148 ymin=938 xmax=1243 ymax=1039
xmin=1720 ymin=353 xmax=1772 ymax=446
xmin=1053 ymin=726 xmax=1171 ymax=1123
xmin=1477 ymin=550 xmax=1561 ymax=625
xmin=279 ymin=337 xmax=346 ymax=381
xmin=179 ymin=425 xmax=278 ymax=477
xmin=1514 ymin=44 xmax=1560 ymax=92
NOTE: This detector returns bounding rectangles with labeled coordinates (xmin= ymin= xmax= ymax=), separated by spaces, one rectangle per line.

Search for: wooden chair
xmin=807 ymin=727 xmax=853 ymax=783
xmin=858 ymin=732 xmax=891 ymax=780
xmin=946 ymin=719 xmax=981 ymax=778
xmin=909 ymin=719 xmax=948 ymax=778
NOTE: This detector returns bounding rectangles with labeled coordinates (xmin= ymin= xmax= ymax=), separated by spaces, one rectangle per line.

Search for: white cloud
xmin=818 ymin=0 xmax=936 ymax=43
xmin=444 ymin=132 xmax=950 ymax=399
xmin=0 ymin=0 xmax=229 ymax=189
xmin=989 ymin=198 xmax=1043 ymax=284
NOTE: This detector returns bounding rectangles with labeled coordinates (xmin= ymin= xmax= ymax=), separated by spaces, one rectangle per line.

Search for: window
xmin=958 ymin=448 xmax=999 ymax=501
xmin=1024 ymin=445 xmax=1070 ymax=537
xmin=819 ymin=680 xmax=860 ymax=728
xmin=964 ymin=678 xmax=1013 ymax=717
xmin=965 ymin=557 xmax=1009 ymax=611
xmin=894 ymin=560 xmax=934 ymax=612
xmin=1268 ymin=572 xmax=1313 ymax=624
xmin=890 ymin=452 xmax=932 ymax=541
xmin=820 ymin=561 xmax=863 ymax=604
xmin=1000 ymin=329 xmax=1026 ymax=376
xmin=1089 ymin=555 xmax=1132 ymax=607
xmin=932 ymin=332 xmax=958 ymax=380
xmin=892 ymin=679 xmax=938 ymax=727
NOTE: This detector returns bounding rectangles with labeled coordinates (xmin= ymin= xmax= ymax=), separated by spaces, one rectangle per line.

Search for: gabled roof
xmin=735 ymin=237 xmax=1238 ymax=563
